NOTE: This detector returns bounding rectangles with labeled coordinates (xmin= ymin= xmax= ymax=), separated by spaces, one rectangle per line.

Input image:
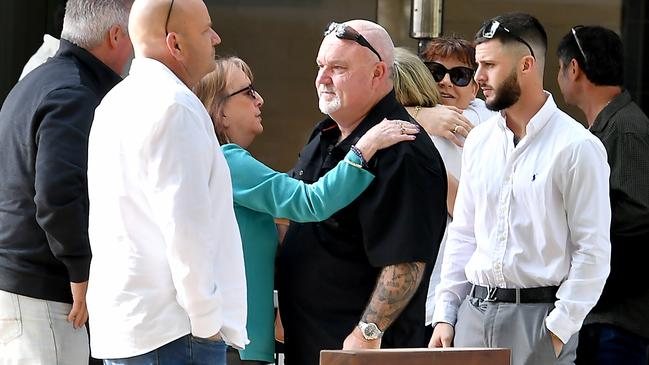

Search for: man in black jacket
xmin=0 ymin=0 xmax=133 ymax=362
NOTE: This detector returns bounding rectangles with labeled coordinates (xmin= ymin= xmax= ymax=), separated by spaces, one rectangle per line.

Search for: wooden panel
xmin=320 ymin=347 xmax=510 ymax=365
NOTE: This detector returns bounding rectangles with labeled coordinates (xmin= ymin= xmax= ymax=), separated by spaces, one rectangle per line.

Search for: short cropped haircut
xmin=393 ymin=47 xmax=440 ymax=107
xmin=420 ymin=36 xmax=477 ymax=70
xmin=556 ymin=25 xmax=623 ymax=87
xmin=61 ymin=0 xmax=132 ymax=49
xmin=475 ymin=12 xmax=547 ymax=59
xmin=194 ymin=56 xmax=254 ymax=144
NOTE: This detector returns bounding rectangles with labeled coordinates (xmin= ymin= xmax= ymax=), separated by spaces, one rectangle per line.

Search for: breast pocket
xmin=0 ymin=291 xmax=22 ymax=344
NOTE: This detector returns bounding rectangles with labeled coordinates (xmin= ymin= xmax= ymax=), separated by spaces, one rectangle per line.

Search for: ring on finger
xmin=400 ymin=126 xmax=406 ymax=135
xmin=453 ymin=124 xmax=461 ymax=134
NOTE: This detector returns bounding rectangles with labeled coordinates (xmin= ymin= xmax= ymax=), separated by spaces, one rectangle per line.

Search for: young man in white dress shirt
xmin=429 ymin=12 xmax=612 ymax=365
xmin=86 ymin=0 xmax=246 ymax=363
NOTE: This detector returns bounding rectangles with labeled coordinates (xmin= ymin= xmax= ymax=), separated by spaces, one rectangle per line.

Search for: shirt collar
xmin=317 ymin=89 xmax=402 ymax=150
xmin=590 ymin=90 xmax=631 ymax=132
xmin=56 ymin=38 xmax=123 ymax=96
xmin=496 ymin=91 xmax=557 ymax=140
xmin=129 ymin=57 xmax=187 ymax=88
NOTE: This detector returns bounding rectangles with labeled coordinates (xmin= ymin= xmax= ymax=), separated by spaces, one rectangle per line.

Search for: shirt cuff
xmin=431 ymin=300 xmax=459 ymax=327
xmin=189 ymin=306 xmax=223 ymax=339
xmin=63 ymin=256 xmax=91 ymax=282
xmin=545 ymin=306 xmax=579 ymax=344
xmin=220 ymin=326 xmax=249 ymax=350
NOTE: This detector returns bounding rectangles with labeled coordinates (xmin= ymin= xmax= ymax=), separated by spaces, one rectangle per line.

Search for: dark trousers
xmin=226 ymin=346 xmax=269 ymax=365
xmin=576 ymin=323 xmax=649 ymax=365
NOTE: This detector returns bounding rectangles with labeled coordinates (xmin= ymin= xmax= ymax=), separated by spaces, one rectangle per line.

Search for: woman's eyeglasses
xmin=425 ymin=62 xmax=475 ymax=87
xmin=324 ymin=22 xmax=382 ymax=62
xmin=480 ymin=20 xmax=535 ymax=59
xmin=228 ymin=84 xmax=257 ymax=100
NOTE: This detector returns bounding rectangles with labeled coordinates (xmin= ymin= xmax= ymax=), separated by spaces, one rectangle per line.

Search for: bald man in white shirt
xmin=429 ymin=12 xmax=611 ymax=365
xmin=86 ymin=0 xmax=246 ymax=363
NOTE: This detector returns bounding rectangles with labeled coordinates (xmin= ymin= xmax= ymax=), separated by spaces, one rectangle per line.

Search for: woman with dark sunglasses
xmin=193 ymin=56 xmax=417 ymax=365
xmin=421 ymin=36 xmax=497 ymax=126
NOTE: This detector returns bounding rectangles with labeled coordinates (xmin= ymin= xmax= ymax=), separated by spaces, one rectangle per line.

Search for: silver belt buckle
xmin=484 ymin=286 xmax=498 ymax=302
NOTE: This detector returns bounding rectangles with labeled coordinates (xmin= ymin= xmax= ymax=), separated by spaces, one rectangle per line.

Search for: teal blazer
xmin=222 ymin=143 xmax=373 ymax=362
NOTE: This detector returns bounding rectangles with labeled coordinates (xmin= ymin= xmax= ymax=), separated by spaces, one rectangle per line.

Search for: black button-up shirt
xmin=277 ymin=90 xmax=448 ymax=365
xmin=585 ymin=90 xmax=649 ymax=339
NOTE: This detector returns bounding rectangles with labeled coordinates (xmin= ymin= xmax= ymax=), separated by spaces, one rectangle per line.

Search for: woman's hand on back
xmin=354 ymin=118 xmax=419 ymax=162
xmin=410 ymin=105 xmax=474 ymax=147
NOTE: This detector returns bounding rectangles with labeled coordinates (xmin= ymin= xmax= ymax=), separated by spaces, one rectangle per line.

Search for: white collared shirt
xmin=432 ymin=93 xmax=611 ymax=343
xmin=87 ymin=58 xmax=247 ymax=358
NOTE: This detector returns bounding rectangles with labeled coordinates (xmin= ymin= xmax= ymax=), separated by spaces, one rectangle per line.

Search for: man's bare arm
xmin=362 ymin=261 xmax=426 ymax=330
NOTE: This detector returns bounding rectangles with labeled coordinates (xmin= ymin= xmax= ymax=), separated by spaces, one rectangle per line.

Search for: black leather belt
xmin=470 ymin=284 xmax=558 ymax=303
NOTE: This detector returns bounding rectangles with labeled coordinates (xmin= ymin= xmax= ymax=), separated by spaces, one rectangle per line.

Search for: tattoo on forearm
xmin=361 ymin=262 xmax=426 ymax=330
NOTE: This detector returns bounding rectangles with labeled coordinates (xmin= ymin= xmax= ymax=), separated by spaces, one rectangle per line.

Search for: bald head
xmin=128 ymin=0 xmax=205 ymax=54
xmin=316 ymin=19 xmax=396 ymax=130
xmin=128 ymin=0 xmax=165 ymax=52
xmin=345 ymin=19 xmax=395 ymax=75
xmin=128 ymin=0 xmax=220 ymax=87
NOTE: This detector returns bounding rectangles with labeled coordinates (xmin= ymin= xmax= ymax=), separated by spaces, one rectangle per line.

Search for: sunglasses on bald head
xmin=480 ymin=19 xmax=535 ymax=59
xmin=324 ymin=22 xmax=382 ymax=62
xmin=425 ymin=61 xmax=475 ymax=87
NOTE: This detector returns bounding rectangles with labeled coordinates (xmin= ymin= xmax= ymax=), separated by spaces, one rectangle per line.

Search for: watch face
xmin=362 ymin=323 xmax=380 ymax=339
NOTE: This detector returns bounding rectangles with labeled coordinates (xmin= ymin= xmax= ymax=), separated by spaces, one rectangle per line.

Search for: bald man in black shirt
xmin=277 ymin=19 xmax=448 ymax=365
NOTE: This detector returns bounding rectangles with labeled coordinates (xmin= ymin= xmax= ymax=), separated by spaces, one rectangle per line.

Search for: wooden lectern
xmin=320 ymin=347 xmax=511 ymax=365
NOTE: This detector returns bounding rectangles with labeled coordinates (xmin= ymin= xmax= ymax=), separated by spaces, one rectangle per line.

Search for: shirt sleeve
xmin=431 ymin=141 xmax=477 ymax=326
xmin=142 ymin=103 xmax=226 ymax=338
xmin=224 ymin=145 xmax=374 ymax=222
xmin=611 ymin=131 xmax=649 ymax=231
xmin=358 ymin=145 xmax=447 ymax=267
xmin=33 ymin=86 xmax=97 ymax=283
xmin=545 ymin=138 xmax=611 ymax=343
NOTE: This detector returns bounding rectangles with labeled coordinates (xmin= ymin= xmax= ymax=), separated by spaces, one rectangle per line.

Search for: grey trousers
xmin=0 ymin=290 xmax=89 ymax=365
xmin=454 ymin=297 xmax=578 ymax=365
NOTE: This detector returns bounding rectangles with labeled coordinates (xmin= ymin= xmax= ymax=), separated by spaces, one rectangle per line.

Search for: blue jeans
xmin=577 ymin=323 xmax=649 ymax=365
xmin=103 ymin=334 xmax=227 ymax=365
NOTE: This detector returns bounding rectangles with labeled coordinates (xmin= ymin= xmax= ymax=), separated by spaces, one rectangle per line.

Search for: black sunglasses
xmin=324 ymin=22 xmax=382 ymax=62
xmin=571 ymin=25 xmax=588 ymax=67
xmin=480 ymin=20 xmax=535 ymax=59
xmin=425 ymin=61 xmax=475 ymax=87
xmin=228 ymin=83 xmax=257 ymax=100
xmin=165 ymin=0 xmax=174 ymax=35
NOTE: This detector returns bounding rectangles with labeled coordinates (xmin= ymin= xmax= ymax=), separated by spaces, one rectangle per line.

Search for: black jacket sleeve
xmin=33 ymin=86 xmax=97 ymax=283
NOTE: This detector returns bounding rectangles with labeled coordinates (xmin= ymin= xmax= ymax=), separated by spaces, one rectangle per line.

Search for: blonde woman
xmin=392 ymin=47 xmax=469 ymax=335
xmin=194 ymin=56 xmax=417 ymax=365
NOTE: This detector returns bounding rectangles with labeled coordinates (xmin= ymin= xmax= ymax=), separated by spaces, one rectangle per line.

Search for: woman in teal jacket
xmin=194 ymin=56 xmax=418 ymax=364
